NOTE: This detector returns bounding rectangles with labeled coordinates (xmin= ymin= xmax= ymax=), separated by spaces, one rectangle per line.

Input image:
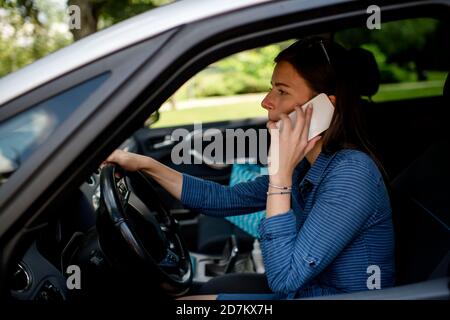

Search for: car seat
xmin=390 ymin=72 xmax=450 ymax=285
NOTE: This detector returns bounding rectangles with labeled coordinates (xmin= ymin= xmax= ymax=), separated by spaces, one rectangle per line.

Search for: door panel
xmin=133 ymin=117 xmax=268 ymax=184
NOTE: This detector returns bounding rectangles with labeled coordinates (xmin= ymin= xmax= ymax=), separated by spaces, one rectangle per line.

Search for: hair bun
xmin=346 ymin=48 xmax=380 ymax=97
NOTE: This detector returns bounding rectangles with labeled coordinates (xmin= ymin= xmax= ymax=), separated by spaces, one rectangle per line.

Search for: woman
xmin=105 ymin=37 xmax=395 ymax=300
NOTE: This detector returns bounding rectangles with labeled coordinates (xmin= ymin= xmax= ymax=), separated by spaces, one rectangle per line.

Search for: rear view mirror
xmin=144 ymin=110 xmax=160 ymax=127
xmin=0 ymin=151 xmax=19 ymax=186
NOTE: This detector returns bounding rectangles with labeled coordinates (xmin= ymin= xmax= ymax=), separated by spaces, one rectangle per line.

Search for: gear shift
xmin=204 ymin=235 xmax=239 ymax=276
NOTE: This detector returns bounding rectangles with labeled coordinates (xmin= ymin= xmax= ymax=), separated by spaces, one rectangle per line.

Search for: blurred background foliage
xmin=0 ymin=0 xmax=72 ymax=76
xmin=0 ymin=1 xmax=448 ymax=105
xmin=173 ymin=43 xmax=293 ymax=100
xmin=335 ymin=18 xmax=448 ymax=83
xmin=0 ymin=0 xmax=174 ymax=77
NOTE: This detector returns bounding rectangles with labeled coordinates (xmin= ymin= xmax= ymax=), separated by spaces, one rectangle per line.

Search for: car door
xmin=1 ymin=0 xmax=449 ymax=300
xmin=133 ymin=118 xmax=268 ymax=184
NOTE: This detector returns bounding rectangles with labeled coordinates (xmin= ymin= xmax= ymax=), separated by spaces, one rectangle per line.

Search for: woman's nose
xmin=261 ymin=94 xmax=274 ymax=110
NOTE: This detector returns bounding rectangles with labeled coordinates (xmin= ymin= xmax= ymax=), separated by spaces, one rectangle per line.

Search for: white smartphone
xmin=276 ymin=93 xmax=335 ymax=141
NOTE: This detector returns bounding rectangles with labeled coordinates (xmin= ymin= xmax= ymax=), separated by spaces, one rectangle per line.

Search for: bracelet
xmin=268 ymin=182 xmax=292 ymax=190
xmin=266 ymin=191 xmax=292 ymax=196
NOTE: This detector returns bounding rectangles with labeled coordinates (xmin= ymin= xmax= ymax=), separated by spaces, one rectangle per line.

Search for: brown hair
xmin=275 ymin=37 xmax=389 ymax=181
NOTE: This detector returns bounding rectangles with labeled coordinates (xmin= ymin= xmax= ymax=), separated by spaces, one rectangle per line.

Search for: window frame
xmin=0 ymin=29 xmax=176 ymax=225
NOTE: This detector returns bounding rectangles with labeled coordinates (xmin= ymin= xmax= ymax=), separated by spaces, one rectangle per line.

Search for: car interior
xmin=4 ymin=14 xmax=449 ymax=301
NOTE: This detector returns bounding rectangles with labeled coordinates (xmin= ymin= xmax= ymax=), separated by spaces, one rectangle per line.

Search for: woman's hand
xmin=104 ymin=149 xmax=148 ymax=172
xmin=266 ymin=104 xmax=322 ymax=185
xmin=104 ymin=149 xmax=184 ymax=200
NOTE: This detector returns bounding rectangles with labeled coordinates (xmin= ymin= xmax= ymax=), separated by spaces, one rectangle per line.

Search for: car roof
xmin=0 ymin=0 xmax=273 ymax=107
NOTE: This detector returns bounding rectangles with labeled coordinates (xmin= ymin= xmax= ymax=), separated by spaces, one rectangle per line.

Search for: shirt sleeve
xmin=180 ymin=173 xmax=269 ymax=217
xmin=258 ymin=160 xmax=382 ymax=296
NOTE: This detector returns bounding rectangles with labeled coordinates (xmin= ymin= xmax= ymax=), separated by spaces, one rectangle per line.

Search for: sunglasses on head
xmin=299 ymin=38 xmax=332 ymax=66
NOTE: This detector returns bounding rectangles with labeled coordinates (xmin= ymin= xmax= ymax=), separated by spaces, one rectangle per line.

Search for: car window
xmin=149 ymin=17 xmax=449 ymax=129
xmin=0 ymin=72 xmax=110 ymax=186
xmin=151 ymin=41 xmax=293 ymax=128
xmin=335 ymin=17 xmax=448 ymax=102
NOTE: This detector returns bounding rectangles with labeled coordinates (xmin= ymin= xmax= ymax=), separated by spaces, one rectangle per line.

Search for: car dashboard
xmin=7 ymin=137 xmax=139 ymax=301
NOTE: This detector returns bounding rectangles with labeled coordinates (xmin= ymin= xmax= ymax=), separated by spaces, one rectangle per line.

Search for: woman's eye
xmin=278 ymin=89 xmax=286 ymax=95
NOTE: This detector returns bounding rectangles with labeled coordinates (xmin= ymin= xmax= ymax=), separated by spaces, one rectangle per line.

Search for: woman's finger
xmin=304 ymin=135 xmax=322 ymax=154
xmin=299 ymin=104 xmax=313 ymax=141
xmin=266 ymin=120 xmax=277 ymax=130
xmin=106 ymin=149 xmax=122 ymax=163
xmin=105 ymin=154 xmax=115 ymax=163
xmin=267 ymin=122 xmax=279 ymax=137
xmin=278 ymin=113 xmax=292 ymax=132
xmin=293 ymin=105 xmax=306 ymax=136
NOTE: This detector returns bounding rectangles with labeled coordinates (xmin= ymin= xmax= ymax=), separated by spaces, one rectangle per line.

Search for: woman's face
xmin=261 ymin=61 xmax=315 ymax=122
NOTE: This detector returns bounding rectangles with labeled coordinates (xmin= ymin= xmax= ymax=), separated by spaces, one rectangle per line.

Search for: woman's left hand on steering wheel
xmin=104 ymin=149 xmax=149 ymax=172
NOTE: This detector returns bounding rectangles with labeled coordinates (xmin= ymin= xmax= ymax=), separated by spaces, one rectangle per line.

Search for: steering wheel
xmin=97 ymin=163 xmax=192 ymax=296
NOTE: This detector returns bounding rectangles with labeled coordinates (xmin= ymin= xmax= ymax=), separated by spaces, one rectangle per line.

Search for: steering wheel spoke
xmin=159 ymin=249 xmax=180 ymax=268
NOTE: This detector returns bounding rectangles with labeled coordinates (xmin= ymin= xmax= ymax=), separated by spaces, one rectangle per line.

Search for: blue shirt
xmin=181 ymin=149 xmax=395 ymax=298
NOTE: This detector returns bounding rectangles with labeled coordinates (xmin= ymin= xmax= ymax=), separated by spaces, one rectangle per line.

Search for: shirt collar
xmin=296 ymin=150 xmax=338 ymax=186
xmin=294 ymin=157 xmax=310 ymax=174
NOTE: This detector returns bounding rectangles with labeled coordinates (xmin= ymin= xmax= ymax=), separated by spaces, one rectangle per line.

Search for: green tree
xmin=177 ymin=42 xmax=294 ymax=98
xmin=0 ymin=0 xmax=173 ymax=77
xmin=335 ymin=18 xmax=441 ymax=81
xmin=67 ymin=0 xmax=173 ymax=40
xmin=0 ymin=0 xmax=72 ymax=77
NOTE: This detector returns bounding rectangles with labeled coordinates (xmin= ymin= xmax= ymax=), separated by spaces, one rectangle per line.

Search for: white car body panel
xmin=0 ymin=0 xmax=272 ymax=107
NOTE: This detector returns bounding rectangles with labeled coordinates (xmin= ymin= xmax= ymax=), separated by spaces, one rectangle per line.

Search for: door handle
xmin=152 ymin=135 xmax=175 ymax=149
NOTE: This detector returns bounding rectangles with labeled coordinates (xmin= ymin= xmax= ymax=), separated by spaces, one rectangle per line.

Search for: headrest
xmin=444 ymin=72 xmax=449 ymax=100
xmin=348 ymin=47 xmax=380 ymax=97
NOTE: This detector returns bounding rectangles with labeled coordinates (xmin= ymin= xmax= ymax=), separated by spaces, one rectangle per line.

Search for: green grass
xmin=152 ymin=102 xmax=265 ymax=128
xmin=373 ymin=71 xmax=446 ymax=102
xmin=153 ymin=75 xmax=446 ymax=128
xmin=426 ymin=71 xmax=448 ymax=81
xmin=373 ymin=79 xmax=445 ymax=102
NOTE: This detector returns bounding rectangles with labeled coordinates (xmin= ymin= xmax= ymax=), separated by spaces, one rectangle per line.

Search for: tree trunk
xmin=68 ymin=0 xmax=104 ymax=41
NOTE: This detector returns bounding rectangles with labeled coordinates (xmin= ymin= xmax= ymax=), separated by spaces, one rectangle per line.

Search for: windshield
xmin=0 ymin=72 xmax=109 ymax=186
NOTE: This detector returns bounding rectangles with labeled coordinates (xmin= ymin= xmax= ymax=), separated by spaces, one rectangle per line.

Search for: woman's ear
xmin=328 ymin=95 xmax=336 ymax=106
